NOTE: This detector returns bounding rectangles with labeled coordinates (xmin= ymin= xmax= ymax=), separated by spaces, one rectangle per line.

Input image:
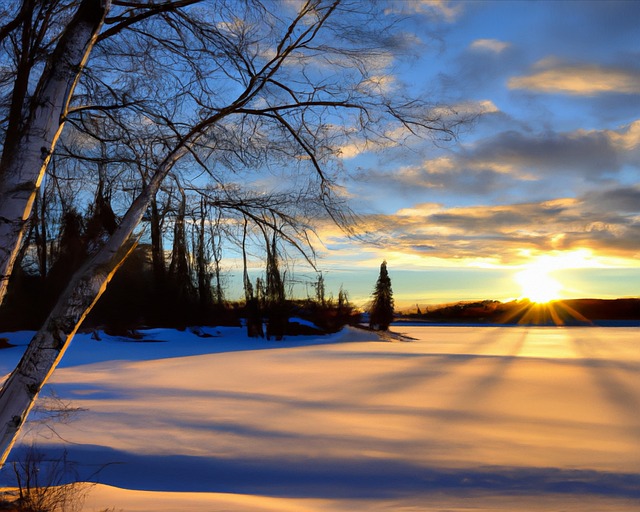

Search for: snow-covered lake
xmin=1 ymin=325 xmax=639 ymax=511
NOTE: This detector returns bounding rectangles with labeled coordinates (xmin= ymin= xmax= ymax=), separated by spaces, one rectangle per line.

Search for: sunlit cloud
xmin=386 ymin=0 xmax=463 ymax=22
xmin=470 ymin=39 xmax=511 ymax=53
xmin=602 ymin=119 xmax=640 ymax=152
xmin=434 ymin=99 xmax=500 ymax=118
xmin=336 ymin=104 xmax=481 ymax=160
xmin=358 ymin=74 xmax=397 ymax=95
xmin=338 ymin=99 xmax=498 ymax=162
xmin=327 ymin=187 xmax=640 ymax=269
xmin=509 ymin=60 xmax=640 ymax=96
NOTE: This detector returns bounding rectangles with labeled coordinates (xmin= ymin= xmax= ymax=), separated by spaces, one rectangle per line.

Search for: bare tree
xmin=0 ymin=0 xmax=467 ymax=466
xmin=209 ymin=209 xmax=226 ymax=309
xmin=196 ymin=198 xmax=225 ymax=311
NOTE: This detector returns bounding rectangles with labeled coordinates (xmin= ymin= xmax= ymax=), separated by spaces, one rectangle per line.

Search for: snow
xmin=1 ymin=325 xmax=639 ymax=511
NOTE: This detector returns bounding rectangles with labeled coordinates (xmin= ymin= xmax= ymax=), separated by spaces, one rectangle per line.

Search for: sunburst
xmin=515 ymin=266 xmax=562 ymax=303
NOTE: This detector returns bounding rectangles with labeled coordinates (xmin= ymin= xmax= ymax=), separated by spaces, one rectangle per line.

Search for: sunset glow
xmin=515 ymin=267 xmax=562 ymax=303
xmin=1 ymin=1 xmax=640 ymax=511
xmin=513 ymin=251 xmax=597 ymax=303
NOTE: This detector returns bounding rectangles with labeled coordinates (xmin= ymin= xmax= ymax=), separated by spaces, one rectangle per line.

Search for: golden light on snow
xmin=3 ymin=324 xmax=639 ymax=511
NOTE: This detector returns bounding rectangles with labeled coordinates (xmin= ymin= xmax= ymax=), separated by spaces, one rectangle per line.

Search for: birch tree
xmin=0 ymin=0 xmax=203 ymax=306
xmin=0 ymin=0 xmax=109 ymax=305
xmin=0 ymin=0 xmax=467 ymax=467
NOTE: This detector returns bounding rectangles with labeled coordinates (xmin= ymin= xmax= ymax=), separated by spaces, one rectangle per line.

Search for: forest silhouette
xmin=402 ymin=298 xmax=640 ymax=326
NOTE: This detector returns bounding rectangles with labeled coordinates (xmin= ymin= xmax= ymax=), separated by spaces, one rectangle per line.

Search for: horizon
xmin=219 ymin=264 xmax=639 ymax=312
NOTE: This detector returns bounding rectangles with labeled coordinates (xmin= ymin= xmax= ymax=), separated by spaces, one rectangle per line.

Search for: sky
xmin=302 ymin=0 xmax=640 ymax=309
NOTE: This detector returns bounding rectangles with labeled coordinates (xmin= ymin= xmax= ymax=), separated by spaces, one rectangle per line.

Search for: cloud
xmin=605 ymin=119 xmax=640 ymax=151
xmin=353 ymin=120 xmax=640 ymax=209
xmin=335 ymin=100 xmax=496 ymax=160
xmin=509 ymin=61 xmax=640 ymax=96
xmin=466 ymin=128 xmax=623 ymax=178
xmin=386 ymin=160 xmax=509 ymax=197
xmin=336 ymin=187 xmax=640 ymax=267
xmin=388 ymin=0 xmax=463 ymax=23
xmin=357 ymin=75 xmax=397 ymax=95
xmin=470 ymin=39 xmax=511 ymax=53
xmin=450 ymin=99 xmax=499 ymax=116
xmin=582 ymin=185 xmax=640 ymax=214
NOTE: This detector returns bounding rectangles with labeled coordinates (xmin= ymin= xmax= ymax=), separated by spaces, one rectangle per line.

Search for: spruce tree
xmin=369 ymin=260 xmax=394 ymax=330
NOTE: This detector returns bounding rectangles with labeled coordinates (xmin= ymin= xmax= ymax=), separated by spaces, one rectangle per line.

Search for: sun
xmin=515 ymin=266 xmax=562 ymax=303
xmin=510 ymin=249 xmax=601 ymax=305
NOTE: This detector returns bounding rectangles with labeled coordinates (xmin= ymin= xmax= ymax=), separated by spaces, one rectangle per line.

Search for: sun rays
xmin=497 ymin=299 xmax=594 ymax=326
xmin=513 ymin=250 xmax=601 ymax=304
xmin=515 ymin=267 xmax=562 ymax=303
xmin=504 ymin=251 xmax=607 ymax=325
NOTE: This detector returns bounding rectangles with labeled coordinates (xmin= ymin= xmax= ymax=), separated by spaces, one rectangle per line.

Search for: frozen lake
xmin=1 ymin=325 xmax=639 ymax=511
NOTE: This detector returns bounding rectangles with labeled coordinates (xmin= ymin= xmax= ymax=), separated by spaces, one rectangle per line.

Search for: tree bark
xmin=149 ymin=197 xmax=166 ymax=283
xmin=0 ymin=0 xmax=110 ymax=306
xmin=0 ymin=239 xmax=136 ymax=467
xmin=0 ymin=145 xmax=188 ymax=468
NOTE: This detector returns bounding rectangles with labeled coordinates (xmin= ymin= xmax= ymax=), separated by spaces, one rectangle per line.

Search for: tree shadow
xmin=4 ymin=444 xmax=640 ymax=500
xmin=355 ymin=327 xmax=525 ymax=399
xmin=569 ymin=334 xmax=640 ymax=441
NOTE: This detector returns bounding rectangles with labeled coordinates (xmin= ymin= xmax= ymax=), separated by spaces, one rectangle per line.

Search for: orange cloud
xmin=324 ymin=190 xmax=640 ymax=269
xmin=509 ymin=63 xmax=640 ymax=96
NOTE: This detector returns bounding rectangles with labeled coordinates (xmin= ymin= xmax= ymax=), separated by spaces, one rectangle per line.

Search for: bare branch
xmin=99 ymin=0 xmax=203 ymax=41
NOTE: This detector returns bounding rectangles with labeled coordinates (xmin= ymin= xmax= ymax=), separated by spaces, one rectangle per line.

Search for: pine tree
xmin=369 ymin=260 xmax=394 ymax=330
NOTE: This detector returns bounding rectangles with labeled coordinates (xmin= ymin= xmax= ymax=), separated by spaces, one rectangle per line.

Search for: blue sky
xmin=305 ymin=0 xmax=640 ymax=309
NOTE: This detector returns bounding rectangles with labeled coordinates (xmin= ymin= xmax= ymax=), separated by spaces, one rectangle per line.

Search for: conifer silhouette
xmin=369 ymin=260 xmax=394 ymax=330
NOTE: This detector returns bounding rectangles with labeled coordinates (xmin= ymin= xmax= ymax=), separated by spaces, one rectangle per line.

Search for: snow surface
xmin=1 ymin=325 xmax=639 ymax=511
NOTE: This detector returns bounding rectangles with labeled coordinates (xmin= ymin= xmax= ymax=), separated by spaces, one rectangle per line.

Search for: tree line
xmin=0 ymin=173 xmax=358 ymax=336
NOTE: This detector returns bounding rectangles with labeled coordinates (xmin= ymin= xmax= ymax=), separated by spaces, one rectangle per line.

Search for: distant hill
xmin=399 ymin=298 xmax=640 ymax=326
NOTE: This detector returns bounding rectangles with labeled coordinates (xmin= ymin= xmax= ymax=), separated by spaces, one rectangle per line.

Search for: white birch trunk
xmin=0 ymin=0 xmax=110 ymax=306
xmin=0 ymin=146 xmax=188 ymax=468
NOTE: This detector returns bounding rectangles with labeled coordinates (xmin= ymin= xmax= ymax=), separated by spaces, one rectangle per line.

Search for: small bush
xmin=1 ymin=447 xmax=86 ymax=512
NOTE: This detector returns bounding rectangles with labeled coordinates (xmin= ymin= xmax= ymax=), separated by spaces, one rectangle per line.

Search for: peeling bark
xmin=0 ymin=0 xmax=110 ymax=306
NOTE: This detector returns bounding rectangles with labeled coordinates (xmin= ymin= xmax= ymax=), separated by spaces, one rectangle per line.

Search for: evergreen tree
xmin=264 ymin=234 xmax=287 ymax=340
xmin=369 ymin=260 xmax=394 ymax=330
xmin=315 ymin=273 xmax=326 ymax=306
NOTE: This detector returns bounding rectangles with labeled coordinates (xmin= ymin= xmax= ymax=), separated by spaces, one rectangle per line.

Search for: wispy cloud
xmin=388 ymin=0 xmax=463 ymax=23
xmin=509 ymin=60 xmax=640 ymax=96
xmin=470 ymin=39 xmax=511 ymax=53
xmin=336 ymin=99 xmax=495 ymax=160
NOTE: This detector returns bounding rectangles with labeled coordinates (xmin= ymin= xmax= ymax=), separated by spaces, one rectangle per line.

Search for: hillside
xmin=400 ymin=298 xmax=640 ymax=326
